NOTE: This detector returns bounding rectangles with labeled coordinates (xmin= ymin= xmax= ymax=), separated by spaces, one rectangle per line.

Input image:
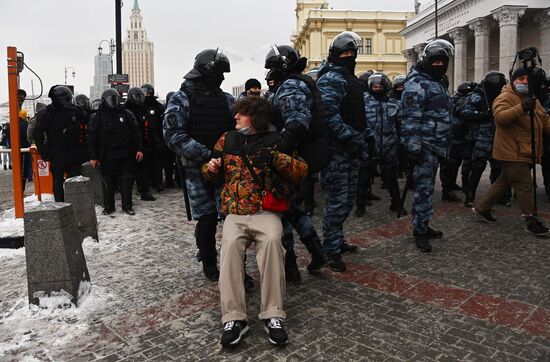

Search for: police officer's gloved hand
xmin=254 ymin=147 xmax=275 ymax=167
xmin=343 ymin=139 xmax=361 ymax=159
xmin=366 ymin=136 xmax=377 ymax=160
xmin=522 ymin=97 xmax=536 ymax=113
xmin=406 ymin=149 xmax=422 ymax=165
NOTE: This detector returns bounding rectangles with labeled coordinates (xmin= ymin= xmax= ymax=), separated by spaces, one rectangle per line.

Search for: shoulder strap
xmin=240 ymin=145 xmax=264 ymax=188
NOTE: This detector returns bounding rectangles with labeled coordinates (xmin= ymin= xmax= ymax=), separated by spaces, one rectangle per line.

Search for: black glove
xmin=343 ymin=139 xmax=361 ymax=159
xmin=522 ymin=97 xmax=536 ymax=113
xmin=366 ymin=136 xmax=377 ymax=160
xmin=406 ymin=150 xmax=422 ymax=165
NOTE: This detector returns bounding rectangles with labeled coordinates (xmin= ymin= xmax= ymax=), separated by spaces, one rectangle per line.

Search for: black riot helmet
xmin=75 ymin=94 xmax=90 ymax=111
xmin=141 ymin=84 xmax=154 ymax=97
xmin=328 ymin=31 xmax=362 ymax=62
xmin=417 ymin=39 xmax=455 ymax=78
xmin=456 ymin=81 xmax=476 ymax=96
xmin=194 ymin=48 xmax=230 ymax=75
xmin=101 ymin=89 xmax=121 ymax=110
xmin=264 ymin=45 xmax=307 ymax=80
xmin=481 ymin=71 xmax=507 ymax=104
xmin=393 ymin=75 xmax=406 ymax=90
xmin=358 ymin=70 xmax=374 ymax=90
xmin=367 ymin=73 xmax=390 ymax=96
xmin=49 ymin=85 xmax=75 ymax=109
xmin=165 ymin=91 xmax=175 ymax=105
xmin=127 ymin=87 xmax=145 ymax=105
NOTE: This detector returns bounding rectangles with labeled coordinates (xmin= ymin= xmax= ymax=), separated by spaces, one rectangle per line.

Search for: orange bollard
xmin=30 ymin=146 xmax=53 ymax=198
xmin=7 ymin=46 xmax=24 ymax=218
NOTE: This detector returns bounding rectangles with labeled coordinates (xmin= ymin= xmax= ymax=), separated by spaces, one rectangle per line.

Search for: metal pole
xmin=30 ymin=79 xmax=36 ymax=114
xmin=64 ymin=66 xmax=68 ymax=85
xmin=7 ymin=46 xmax=24 ymax=218
xmin=115 ymin=0 xmax=123 ymax=74
xmin=435 ymin=0 xmax=438 ymax=38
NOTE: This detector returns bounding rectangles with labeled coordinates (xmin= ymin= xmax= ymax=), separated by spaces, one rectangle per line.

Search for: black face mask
xmin=333 ymin=56 xmax=356 ymax=74
xmin=371 ymin=91 xmax=385 ymax=100
xmin=57 ymin=94 xmax=76 ymax=110
xmin=204 ymin=72 xmax=224 ymax=89
xmin=393 ymin=89 xmax=403 ymax=99
xmin=425 ymin=63 xmax=448 ymax=79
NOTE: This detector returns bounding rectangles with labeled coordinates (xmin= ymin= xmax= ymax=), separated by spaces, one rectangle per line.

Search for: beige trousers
xmin=219 ymin=212 xmax=286 ymax=323
xmin=476 ymin=161 xmax=534 ymax=215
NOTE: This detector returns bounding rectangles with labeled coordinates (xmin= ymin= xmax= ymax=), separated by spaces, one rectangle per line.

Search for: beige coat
xmin=491 ymin=84 xmax=550 ymax=163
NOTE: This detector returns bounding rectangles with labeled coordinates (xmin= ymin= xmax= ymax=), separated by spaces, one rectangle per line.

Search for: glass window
xmin=357 ymin=38 xmax=364 ymax=54
xmin=365 ymin=38 xmax=372 ymax=55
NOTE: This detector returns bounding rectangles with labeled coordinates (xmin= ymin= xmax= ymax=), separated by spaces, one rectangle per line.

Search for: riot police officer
xmin=163 ymin=49 xmax=235 ymax=281
xmin=75 ymin=94 xmax=92 ymax=164
xmin=125 ymin=87 xmax=157 ymax=201
xmin=388 ymin=75 xmax=406 ymax=102
xmin=87 ymin=89 xmax=143 ymax=215
xmin=265 ymin=44 xmax=328 ymax=282
xmin=317 ymin=31 xmax=367 ymax=270
xmin=400 ymin=39 xmax=455 ymax=252
xmin=34 ymin=86 xmax=87 ymax=202
xmin=460 ymin=71 xmax=507 ymax=207
xmin=141 ymin=83 xmax=167 ymax=192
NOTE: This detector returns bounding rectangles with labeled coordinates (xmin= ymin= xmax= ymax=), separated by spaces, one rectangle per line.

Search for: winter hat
xmin=511 ymin=67 xmax=529 ymax=82
xmin=245 ymin=78 xmax=261 ymax=91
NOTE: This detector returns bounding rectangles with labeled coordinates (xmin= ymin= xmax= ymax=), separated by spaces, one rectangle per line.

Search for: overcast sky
xmin=0 ymin=0 xmax=413 ymax=103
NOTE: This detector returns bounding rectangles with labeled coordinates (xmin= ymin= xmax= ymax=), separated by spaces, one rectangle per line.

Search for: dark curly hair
xmin=232 ymin=96 xmax=274 ymax=132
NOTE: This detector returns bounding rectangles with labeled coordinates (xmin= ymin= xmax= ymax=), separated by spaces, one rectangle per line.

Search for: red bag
xmin=262 ymin=190 xmax=289 ymax=212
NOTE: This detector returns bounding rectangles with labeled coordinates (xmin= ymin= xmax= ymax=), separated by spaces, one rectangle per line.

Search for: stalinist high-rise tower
xmin=122 ymin=0 xmax=155 ymax=88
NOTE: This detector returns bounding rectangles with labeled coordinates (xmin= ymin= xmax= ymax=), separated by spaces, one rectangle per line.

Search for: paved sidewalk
xmin=0 ymin=174 xmax=549 ymax=361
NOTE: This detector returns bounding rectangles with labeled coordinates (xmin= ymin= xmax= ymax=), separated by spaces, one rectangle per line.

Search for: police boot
xmin=388 ymin=183 xmax=407 ymax=215
xmin=141 ymin=192 xmax=156 ymax=201
xmin=464 ymin=191 xmax=475 ymax=208
xmin=414 ymin=232 xmax=432 ymax=252
xmin=301 ymin=234 xmax=327 ymax=272
xmin=285 ymin=249 xmax=302 ymax=285
xmin=196 ymin=213 xmax=219 ymax=282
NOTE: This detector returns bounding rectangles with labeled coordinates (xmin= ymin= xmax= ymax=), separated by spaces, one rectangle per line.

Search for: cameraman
xmin=473 ymin=68 xmax=550 ymax=235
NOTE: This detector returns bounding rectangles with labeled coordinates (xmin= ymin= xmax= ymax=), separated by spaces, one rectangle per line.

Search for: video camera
xmin=511 ymin=46 xmax=548 ymax=103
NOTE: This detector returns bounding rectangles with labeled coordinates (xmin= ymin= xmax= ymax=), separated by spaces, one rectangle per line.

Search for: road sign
xmin=107 ymin=74 xmax=129 ymax=84
xmin=111 ymin=83 xmax=130 ymax=93
xmin=37 ymin=160 xmax=50 ymax=177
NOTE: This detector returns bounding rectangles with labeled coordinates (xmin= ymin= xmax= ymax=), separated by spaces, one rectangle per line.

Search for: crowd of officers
xmin=22 ymin=31 xmax=550 ymax=347
xmin=30 ymin=83 xmax=176 ymax=215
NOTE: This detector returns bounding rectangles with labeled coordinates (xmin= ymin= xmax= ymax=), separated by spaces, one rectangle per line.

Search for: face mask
xmin=238 ymin=127 xmax=253 ymax=135
xmin=204 ymin=73 xmax=224 ymax=89
xmin=334 ymin=57 xmax=356 ymax=73
xmin=371 ymin=91 xmax=385 ymax=100
xmin=515 ymin=83 xmax=529 ymax=95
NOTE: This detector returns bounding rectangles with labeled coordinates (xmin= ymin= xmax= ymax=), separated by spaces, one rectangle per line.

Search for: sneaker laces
xmin=267 ymin=318 xmax=283 ymax=329
xmin=224 ymin=321 xmax=235 ymax=331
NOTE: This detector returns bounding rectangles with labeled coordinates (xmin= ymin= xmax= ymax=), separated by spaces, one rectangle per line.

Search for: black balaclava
xmin=333 ymin=56 xmax=356 ymax=74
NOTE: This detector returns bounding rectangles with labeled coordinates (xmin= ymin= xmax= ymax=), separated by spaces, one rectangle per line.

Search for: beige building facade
xmin=122 ymin=0 xmax=155 ymax=88
xmin=401 ymin=0 xmax=550 ymax=92
xmin=292 ymin=0 xmax=414 ymax=79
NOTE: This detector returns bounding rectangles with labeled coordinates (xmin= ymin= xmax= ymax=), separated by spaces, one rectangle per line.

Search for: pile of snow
xmin=0 ymin=194 xmax=56 ymax=241
xmin=0 ymin=280 xmax=115 ymax=360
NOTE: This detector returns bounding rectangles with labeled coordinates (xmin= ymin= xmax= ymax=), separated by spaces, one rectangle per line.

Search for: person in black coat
xmin=88 ymin=89 xmax=144 ymax=215
xmin=34 ymin=86 xmax=87 ymax=202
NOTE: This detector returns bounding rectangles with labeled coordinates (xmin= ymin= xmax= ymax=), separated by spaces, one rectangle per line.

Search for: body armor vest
xmin=338 ymin=70 xmax=367 ymax=132
xmin=182 ymin=82 xmax=234 ymax=151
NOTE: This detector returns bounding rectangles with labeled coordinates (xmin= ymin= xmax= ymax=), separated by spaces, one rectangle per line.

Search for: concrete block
xmin=65 ymin=176 xmax=99 ymax=240
xmin=24 ymin=203 xmax=90 ymax=306
xmin=81 ymin=162 xmax=104 ymax=206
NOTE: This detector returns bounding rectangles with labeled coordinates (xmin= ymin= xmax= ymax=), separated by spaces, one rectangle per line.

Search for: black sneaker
xmin=442 ymin=191 xmax=462 ymax=202
xmin=221 ymin=320 xmax=249 ymax=347
xmin=123 ymin=208 xmax=136 ymax=215
xmin=102 ymin=207 xmax=115 ymax=215
xmin=203 ymin=264 xmax=219 ymax=282
xmin=526 ymin=221 xmax=549 ymax=236
xmin=327 ymin=253 xmax=346 ymax=272
xmin=414 ymin=233 xmax=432 ymax=252
xmin=472 ymin=207 xmax=496 ymax=222
xmin=264 ymin=318 xmax=288 ymax=345
xmin=340 ymin=241 xmax=358 ymax=254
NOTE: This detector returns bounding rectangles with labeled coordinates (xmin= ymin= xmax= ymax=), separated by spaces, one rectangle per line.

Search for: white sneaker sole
xmin=264 ymin=326 xmax=288 ymax=345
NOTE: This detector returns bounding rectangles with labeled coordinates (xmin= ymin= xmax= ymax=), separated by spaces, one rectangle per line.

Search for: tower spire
xmin=133 ymin=0 xmax=140 ymax=11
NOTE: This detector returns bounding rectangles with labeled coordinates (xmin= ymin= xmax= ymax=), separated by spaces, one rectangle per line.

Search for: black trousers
xmin=136 ymin=149 xmax=153 ymax=195
xmin=100 ymin=157 xmax=134 ymax=210
xmin=51 ymin=156 xmax=82 ymax=202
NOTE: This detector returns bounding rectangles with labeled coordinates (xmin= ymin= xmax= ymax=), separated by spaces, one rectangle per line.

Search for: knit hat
xmin=511 ymin=67 xmax=529 ymax=82
xmin=245 ymin=78 xmax=261 ymax=91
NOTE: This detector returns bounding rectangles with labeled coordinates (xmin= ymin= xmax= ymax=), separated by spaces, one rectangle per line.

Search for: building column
xmin=534 ymin=8 xmax=550 ymax=74
xmin=449 ymin=27 xmax=469 ymax=87
xmin=468 ymin=18 xmax=491 ymax=81
xmin=492 ymin=6 xmax=526 ymax=75
xmin=402 ymin=48 xmax=417 ymax=72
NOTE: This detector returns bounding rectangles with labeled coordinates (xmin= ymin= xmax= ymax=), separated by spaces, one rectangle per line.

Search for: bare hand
xmin=136 ymin=151 xmax=144 ymax=162
xmin=207 ymin=157 xmax=222 ymax=173
xmin=90 ymin=159 xmax=100 ymax=168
